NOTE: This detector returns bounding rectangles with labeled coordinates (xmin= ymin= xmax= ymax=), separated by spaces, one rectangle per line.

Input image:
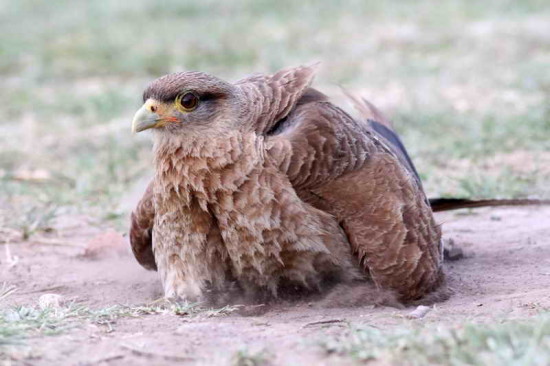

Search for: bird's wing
xmin=265 ymin=97 xmax=418 ymax=194
xmin=129 ymin=180 xmax=157 ymax=270
xmin=265 ymin=100 xmax=445 ymax=301
xmin=235 ymin=64 xmax=319 ymax=134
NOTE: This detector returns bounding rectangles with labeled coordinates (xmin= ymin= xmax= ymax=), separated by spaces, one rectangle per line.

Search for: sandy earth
xmin=1 ymin=206 xmax=549 ymax=365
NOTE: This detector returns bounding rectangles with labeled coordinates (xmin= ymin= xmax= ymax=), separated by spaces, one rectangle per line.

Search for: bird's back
xmin=266 ymin=94 xmax=445 ymax=302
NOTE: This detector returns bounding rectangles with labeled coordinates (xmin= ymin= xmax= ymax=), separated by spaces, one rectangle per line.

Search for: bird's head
xmin=132 ymin=64 xmax=318 ymax=137
xmin=132 ymin=71 xmax=239 ymax=136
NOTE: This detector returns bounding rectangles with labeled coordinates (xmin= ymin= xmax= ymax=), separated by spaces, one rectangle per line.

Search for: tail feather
xmin=339 ymin=89 xmax=550 ymax=215
xmin=429 ymin=198 xmax=550 ymax=212
xmin=341 ymin=88 xmax=394 ymax=129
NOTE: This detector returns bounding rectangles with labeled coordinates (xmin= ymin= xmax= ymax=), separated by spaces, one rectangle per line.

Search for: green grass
xmin=322 ymin=314 xmax=550 ymax=366
xmin=0 ymin=0 xmax=549 ymax=233
xmin=232 ymin=348 xmax=273 ymax=366
xmin=0 ymin=300 xmax=236 ymax=348
xmin=0 ymin=305 xmax=86 ymax=344
xmin=0 ymin=300 xmax=237 ymax=362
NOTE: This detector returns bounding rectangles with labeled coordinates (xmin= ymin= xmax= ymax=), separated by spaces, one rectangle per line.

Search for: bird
xmin=129 ymin=64 xmax=547 ymax=304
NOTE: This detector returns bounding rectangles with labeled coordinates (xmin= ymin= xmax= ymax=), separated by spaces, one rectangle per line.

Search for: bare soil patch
xmin=2 ymin=206 xmax=549 ymax=365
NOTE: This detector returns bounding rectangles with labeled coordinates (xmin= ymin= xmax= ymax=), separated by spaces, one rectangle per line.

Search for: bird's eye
xmin=175 ymin=92 xmax=199 ymax=112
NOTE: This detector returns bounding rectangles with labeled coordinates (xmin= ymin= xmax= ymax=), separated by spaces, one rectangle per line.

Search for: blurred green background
xmin=1 ymin=0 xmax=549 ymax=234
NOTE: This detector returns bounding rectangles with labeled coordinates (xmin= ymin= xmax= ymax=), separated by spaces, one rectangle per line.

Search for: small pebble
xmin=38 ymin=293 xmax=63 ymax=309
xmin=445 ymin=247 xmax=464 ymax=261
xmin=406 ymin=305 xmax=431 ymax=319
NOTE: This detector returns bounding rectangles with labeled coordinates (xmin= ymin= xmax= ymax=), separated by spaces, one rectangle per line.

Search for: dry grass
xmin=1 ymin=1 xmax=549 ymax=237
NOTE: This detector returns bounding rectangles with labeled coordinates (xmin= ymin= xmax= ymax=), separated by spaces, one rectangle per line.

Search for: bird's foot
xmin=163 ymin=277 xmax=205 ymax=304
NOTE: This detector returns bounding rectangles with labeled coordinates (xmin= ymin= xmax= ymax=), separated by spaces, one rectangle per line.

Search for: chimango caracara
xmin=129 ymin=65 xmax=445 ymax=304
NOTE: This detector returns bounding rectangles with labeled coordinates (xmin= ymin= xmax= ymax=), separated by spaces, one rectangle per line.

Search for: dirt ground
xmin=2 ymin=206 xmax=550 ymax=366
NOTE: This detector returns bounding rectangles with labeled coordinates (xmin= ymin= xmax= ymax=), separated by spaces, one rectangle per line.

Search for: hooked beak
xmin=132 ymin=104 xmax=161 ymax=133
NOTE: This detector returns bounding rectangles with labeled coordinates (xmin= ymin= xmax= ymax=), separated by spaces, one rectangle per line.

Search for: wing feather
xmin=235 ymin=64 xmax=319 ymax=134
xmin=129 ymin=181 xmax=157 ymax=270
xmin=266 ymin=99 xmax=445 ymax=301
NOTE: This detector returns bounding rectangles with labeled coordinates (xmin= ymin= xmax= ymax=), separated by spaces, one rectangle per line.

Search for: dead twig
xmin=303 ymin=319 xmax=347 ymax=328
xmin=0 ymin=282 xmax=17 ymax=301
xmin=32 ymin=237 xmax=86 ymax=247
xmin=19 ymin=285 xmax=67 ymax=295
xmin=82 ymin=354 xmax=125 ymax=365
xmin=120 ymin=343 xmax=194 ymax=362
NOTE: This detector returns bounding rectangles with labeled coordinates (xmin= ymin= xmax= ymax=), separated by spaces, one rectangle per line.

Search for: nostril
xmin=150 ymin=105 xmax=157 ymax=113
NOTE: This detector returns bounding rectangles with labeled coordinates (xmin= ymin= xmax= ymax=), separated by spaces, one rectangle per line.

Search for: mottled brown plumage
xmin=129 ymin=65 xmax=445 ymax=303
xmin=264 ymin=90 xmax=444 ymax=301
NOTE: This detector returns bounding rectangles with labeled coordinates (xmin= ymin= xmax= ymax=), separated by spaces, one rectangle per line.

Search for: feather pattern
xmin=266 ymin=100 xmax=444 ymax=301
xmin=145 ymin=131 xmax=359 ymax=300
xmin=235 ymin=64 xmax=318 ymax=134
xmin=129 ymin=65 xmax=447 ymax=303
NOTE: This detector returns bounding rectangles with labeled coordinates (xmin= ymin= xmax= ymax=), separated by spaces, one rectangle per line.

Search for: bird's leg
xmin=154 ymin=246 xmax=205 ymax=302
xmin=158 ymin=255 xmax=204 ymax=302
xmin=153 ymin=207 xmax=231 ymax=303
